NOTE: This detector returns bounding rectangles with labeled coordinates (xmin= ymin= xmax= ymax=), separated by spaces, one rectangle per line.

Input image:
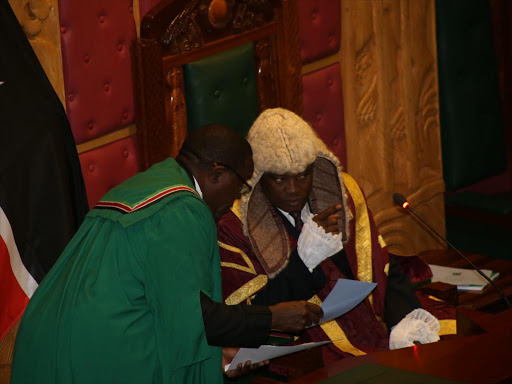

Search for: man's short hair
xmin=180 ymin=124 xmax=252 ymax=172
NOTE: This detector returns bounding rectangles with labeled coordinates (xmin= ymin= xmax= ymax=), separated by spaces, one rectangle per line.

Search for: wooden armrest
xmin=417 ymin=281 xmax=459 ymax=306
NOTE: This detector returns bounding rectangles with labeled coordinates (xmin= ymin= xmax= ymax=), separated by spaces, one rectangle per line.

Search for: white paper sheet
xmin=428 ymin=264 xmax=499 ymax=291
xmin=319 ymin=278 xmax=377 ymax=324
xmin=224 ymin=341 xmax=330 ymax=371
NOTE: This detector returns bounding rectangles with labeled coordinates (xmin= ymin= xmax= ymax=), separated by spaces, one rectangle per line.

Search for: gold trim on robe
xmin=219 ymin=241 xmax=257 ymax=275
xmin=341 ymin=173 xmax=374 ymax=308
xmin=230 ymin=199 xmax=243 ymax=221
xmin=378 ymin=235 xmax=387 ymax=248
xmin=341 ymin=173 xmax=373 ymax=284
xmin=308 ymin=295 xmax=366 ymax=356
xmin=225 ymin=275 xmax=269 ymax=305
xmin=438 ymin=319 xmax=457 ymax=336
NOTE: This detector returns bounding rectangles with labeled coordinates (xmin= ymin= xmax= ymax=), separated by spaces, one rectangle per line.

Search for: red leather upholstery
xmin=79 ymin=136 xmax=139 ymax=209
xmin=299 ymin=0 xmax=340 ymax=64
xmin=59 ymin=0 xmax=136 ymax=144
xmin=302 ymin=63 xmax=346 ymax=167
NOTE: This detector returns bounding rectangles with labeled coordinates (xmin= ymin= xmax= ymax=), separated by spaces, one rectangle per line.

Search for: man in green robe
xmin=11 ymin=125 xmax=322 ymax=384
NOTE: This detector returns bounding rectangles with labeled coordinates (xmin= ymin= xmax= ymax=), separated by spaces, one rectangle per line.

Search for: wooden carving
xmin=165 ymin=67 xmax=188 ymax=157
xmin=341 ymin=0 xmax=445 ymax=255
xmin=8 ymin=0 xmax=66 ymax=107
xmin=160 ymin=0 xmax=274 ymax=54
xmin=133 ymin=0 xmax=303 ymax=169
xmin=255 ymin=38 xmax=278 ymax=110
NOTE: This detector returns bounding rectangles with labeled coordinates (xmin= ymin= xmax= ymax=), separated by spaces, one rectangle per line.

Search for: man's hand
xmin=269 ymin=301 xmax=323 ymax=333
xmin=222 ymin=347 xmax=268 ymax=378
xmin=312 ymin=204 xmax=343 ymax=234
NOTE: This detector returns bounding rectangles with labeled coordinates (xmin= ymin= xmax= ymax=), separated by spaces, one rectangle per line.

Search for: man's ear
xmin=207 ymin=165 xmax=225 ymax=184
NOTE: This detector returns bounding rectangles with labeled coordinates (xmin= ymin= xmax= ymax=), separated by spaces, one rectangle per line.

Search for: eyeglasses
xmin=185 ymin=148 xmax=252 ymax=195
xmin=213 ymin=161 xmax=252 ymax=195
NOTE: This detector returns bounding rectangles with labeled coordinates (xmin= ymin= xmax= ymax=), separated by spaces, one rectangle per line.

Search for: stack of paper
xmin=429 ymin=264 xmax=499 ymax=291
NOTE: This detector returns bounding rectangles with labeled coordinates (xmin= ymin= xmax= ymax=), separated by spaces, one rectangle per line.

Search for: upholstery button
xmin=99 ymin=15 xmax=105 ymax=23
xmin=316 ymin=113 xmax=322 ymax=122
xmin=104 ymin=83 xmax=111 ymax=92
xmin=129 ymin=6 xmax=133 ymax=14
xmin=67 ymin=93 xmax=74 ymax=102
xmin=328 ymin=78 xmax=334 ymax=87
xmin=327 ymin=33 xmax=335 ymax=46
xmin=88 ymin=122 xmax=95 ymax=130
xmin=243 ymin=77 xmax=248 ymax=85
xmin=60 ymin=26 xmax=67 ymax=34
xmin=123 ymin=149 xmax=129 ymax=158
xmin=122 ymin=111 xmax=128 ymax=119
xmin=214 ymin=90 xmax=221 ymax=98
xmin=117 ymin=43 xmax=123 ymax=52
xmin=312 ymin=10 xmax=318 ymax=21
xmin=88 ymin=164 xmax=95 ymax=173
xmin=333 ymin=138 xmax=340 ymax=146
xmin=84 ymin=55 xmax=90 ymax=64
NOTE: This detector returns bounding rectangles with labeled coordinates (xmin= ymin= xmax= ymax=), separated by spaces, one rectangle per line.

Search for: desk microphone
xmin=392 ymin=192 xmax=512 ymax=309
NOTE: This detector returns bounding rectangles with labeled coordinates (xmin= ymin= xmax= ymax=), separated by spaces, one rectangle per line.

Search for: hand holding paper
xmin=317 ymin=278 xmax=377 ymax=324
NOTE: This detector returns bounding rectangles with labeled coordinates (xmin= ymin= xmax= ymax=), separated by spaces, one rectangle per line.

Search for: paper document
xmin=224 ymin=341 xmax=330 ymax=371
xmin=429 ymin=264 xmax=499 ymax=291
xmin=319 ymin=278 xmax=377 ymax=324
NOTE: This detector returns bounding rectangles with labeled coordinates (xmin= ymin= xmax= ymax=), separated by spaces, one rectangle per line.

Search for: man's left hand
xmin=222 ymin=347 xmax=268 ymax=378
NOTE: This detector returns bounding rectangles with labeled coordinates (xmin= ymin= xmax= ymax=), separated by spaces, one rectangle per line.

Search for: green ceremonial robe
xmin=12 ymin=158 xmax=223 ymax=384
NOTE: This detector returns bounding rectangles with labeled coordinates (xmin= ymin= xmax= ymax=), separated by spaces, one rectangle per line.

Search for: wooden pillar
xmin=341 ymin=0 xmax=446 ymax=255
xmin=8 ymin=0 xmax=66 ymax=107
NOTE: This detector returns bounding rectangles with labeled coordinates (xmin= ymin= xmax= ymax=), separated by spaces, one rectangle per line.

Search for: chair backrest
xmin=131 ymin=0 xmax=303 ymax=170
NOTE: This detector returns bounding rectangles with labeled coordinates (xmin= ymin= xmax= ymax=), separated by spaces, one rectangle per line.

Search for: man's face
xmin=203 ymin=154 xmax=254 ymax=220
xmin=260 ymin=163 xmax=314 ymax=214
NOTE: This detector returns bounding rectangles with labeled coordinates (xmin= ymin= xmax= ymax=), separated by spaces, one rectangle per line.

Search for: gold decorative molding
xmin=301 ymin=52 xmax=339 ymax=75
xmin=9 ymin=0 xmax=66 ymax=108
xmin=76 ymin=125 xmax=137 ymax=154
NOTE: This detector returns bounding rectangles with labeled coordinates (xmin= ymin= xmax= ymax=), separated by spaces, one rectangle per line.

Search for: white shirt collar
xmin=277 ymin=204 xmax=310 ymax=226
xmin=193 ymin=176 xmax=203 ymax=199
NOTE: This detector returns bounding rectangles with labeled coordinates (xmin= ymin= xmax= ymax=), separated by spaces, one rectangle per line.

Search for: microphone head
xmin=392 ymin=193 xmax=409 ymax=208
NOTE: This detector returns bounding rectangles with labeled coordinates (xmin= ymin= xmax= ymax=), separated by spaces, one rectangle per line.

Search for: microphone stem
xmin=406 ymin=206 xmax=512 ymax=309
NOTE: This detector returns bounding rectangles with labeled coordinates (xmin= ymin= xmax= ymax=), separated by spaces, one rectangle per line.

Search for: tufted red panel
xmin=59 ymin=0 xmax=136 ymax=144
xmin=139 ymin=0 xmax=162 ymax=19
xmin=302 ymin=63 xmax=346 ymax=167
xmin=298 ymin=0 xmax=340 ymax=64
xmin=79 ymin=136 xmax=139 ymax=209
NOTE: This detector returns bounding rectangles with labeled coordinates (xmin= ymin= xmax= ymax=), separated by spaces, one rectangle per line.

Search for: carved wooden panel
xmin=341 ymin=0 xmax=445 ymax=255
xmin=8 ymin=0 xmax=65 ymax=107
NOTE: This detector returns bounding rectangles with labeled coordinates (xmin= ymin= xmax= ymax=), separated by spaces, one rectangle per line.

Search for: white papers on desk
xmin=429 ymin=264 xmax=499 ymax=291
xmin=319 ymin=278 xmax=377 ymax=324
xmin=224 ymin=341 xmax=330 ymax=371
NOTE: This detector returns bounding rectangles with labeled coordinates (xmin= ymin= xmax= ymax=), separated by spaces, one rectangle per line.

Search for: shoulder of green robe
xmin=88 ymin=158 xmax=204 ymax=226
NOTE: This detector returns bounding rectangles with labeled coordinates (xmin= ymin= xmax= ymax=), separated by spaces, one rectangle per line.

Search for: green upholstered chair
xmin=132 ymin=0 xmax=304 ymax=170
xmin=436 ymin=0 xmax=512 ymax=257
xmin=183 ymin=43 xmax=258 ymax=137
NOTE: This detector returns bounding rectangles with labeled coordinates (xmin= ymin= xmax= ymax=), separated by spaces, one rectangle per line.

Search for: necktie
xmin=290 ymin=211 xmax=304 ymax=232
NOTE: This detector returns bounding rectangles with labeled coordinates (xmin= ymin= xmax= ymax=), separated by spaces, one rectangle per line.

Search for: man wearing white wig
xmin=217 ymin=108 xmax=455 ymax=367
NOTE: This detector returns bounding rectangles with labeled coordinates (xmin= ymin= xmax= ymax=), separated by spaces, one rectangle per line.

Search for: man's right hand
xmin=269 ymin=301 xmax=323 ymax=333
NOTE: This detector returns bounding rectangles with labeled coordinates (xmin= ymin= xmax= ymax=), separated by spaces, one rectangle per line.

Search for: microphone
xmin=393 ymin=193 xmax=512 ymax=309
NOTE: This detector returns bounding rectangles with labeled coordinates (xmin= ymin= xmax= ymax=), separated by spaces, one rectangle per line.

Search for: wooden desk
xmin=285 ymin=310 xmax=512 ymax=384
xmin=419 ymin=249 xmax=512 ymax=312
